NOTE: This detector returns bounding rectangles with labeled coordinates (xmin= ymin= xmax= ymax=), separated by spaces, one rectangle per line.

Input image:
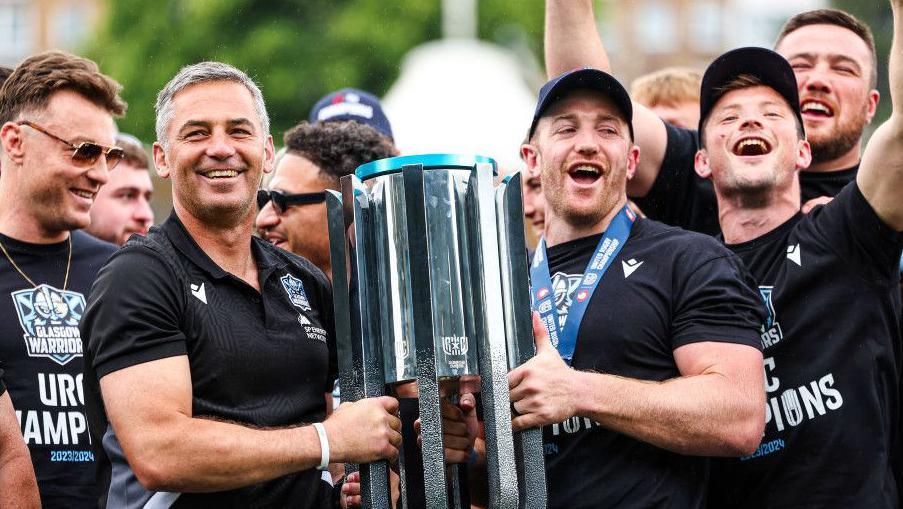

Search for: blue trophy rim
xmin=355 ymin=153 xmax=498 ymax=181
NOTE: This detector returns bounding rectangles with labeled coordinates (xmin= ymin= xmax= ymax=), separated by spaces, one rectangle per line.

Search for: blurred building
xmin=599 ymin=0 xmax=827 ymax=83
xmin=0 ymin=0 xmax=103 ymax=66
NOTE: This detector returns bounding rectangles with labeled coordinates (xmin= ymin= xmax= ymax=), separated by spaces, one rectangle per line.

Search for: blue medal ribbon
xmin=530 ymin=205 xmax=636 ymax=364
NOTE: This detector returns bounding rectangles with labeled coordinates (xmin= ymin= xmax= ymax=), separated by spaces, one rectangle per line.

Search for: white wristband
xmin=312 ymin=422 xmax=330 ymax=471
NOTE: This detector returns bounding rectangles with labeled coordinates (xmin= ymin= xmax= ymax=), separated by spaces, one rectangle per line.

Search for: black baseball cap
xmin=529 ymin=68 xmax=634 ymax=140
xmin=698 ymin=47 xmax=803 ymax=139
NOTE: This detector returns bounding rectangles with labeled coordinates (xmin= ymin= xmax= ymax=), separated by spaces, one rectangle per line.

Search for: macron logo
xmin=190 ymin=283 xmax=207 ymax=304
xmin=622 ymin=258 xmax=643 ymax=278
xmin=786 ymin=244 xmax=802 ymax=266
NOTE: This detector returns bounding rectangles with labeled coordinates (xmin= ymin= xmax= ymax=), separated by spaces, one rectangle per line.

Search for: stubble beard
xmin=808 ymin=103 xmax=868 ymax=165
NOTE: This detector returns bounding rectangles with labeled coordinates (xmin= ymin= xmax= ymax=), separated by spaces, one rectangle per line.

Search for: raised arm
xmin=101 ymin=356 xmax=401 ymax=492
xmin=544 ymin=0 xmax=670 ymax=196
xmin=858 ymin=0 xmax=903 ymax=231
xmin=0 ymin=390 xmax=39 ymax=508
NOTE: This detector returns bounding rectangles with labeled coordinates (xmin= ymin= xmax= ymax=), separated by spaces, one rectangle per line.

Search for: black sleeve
xmin=0 ymin=362 xmax=4 ymax=396
xmin=807 ymin=182 xmax=903 ymax=286
xmin=670 ymin=248 xmax=765 ymax=350
xmin=81 ymin=246 xmax=188 ymax=379
xmin=633 ymin=124 xmax=721 ymax=236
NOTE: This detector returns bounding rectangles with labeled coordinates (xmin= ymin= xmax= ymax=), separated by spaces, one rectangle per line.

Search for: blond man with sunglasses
xmin=0 ymin=51 xmax=125 ymax=508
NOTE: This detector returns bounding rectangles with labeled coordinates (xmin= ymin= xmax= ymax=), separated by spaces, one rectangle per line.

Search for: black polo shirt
xmin=81 ymin=212 xmax=337 ymax=509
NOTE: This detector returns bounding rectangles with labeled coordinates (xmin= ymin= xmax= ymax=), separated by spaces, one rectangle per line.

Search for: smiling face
xmin=153 ymin=80 xmax=274 ymax=228
xmin=696 ymin=86 xmax=811 ymax=207
xmin=524 ymin=89 xmax=638 ymax=231
xmin=777 ymin=23 xmax=878 ymax=165
xmin=86 ymin=161 xmax=154 ymax=245
xmin=255 ymin=153 xmax=333 ymax=272
xmin=7 ymin=90 xmax=117 ymax=238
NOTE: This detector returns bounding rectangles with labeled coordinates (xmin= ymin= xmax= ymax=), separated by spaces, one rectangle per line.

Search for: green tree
xmin=85 ymin=0 xmax=543 ymax=143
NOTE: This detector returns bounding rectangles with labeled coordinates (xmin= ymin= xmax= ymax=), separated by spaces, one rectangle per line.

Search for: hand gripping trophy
xmin=327 ymin=154 xmax=547 ymax=508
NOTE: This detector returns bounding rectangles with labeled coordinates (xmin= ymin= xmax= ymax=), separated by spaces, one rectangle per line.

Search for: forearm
xmin=572 ymin=369 xmax=764 ymax=456
xmin=544 ymin=0 xmax=610 ymax=78
xmin=0 ymin=448 xmax=40 ymax=508
xmin=126 ymin=415 xmax=323 ymax=492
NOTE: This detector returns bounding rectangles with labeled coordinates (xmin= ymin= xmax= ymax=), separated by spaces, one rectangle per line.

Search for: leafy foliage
xmin=85 ymin=0 xmax=543 ymax=143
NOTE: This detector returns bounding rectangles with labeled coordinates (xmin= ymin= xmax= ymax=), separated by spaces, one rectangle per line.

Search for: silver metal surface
xmin=329 ymin=159 xmax=547 ymax=509
xmin=466 ymin=163 xmax=519 ymax=509
xmin=339 ymin=176 xmax=392 ymax=509
xmin=402 ymin=164 xmax=452 ymax=508
xmin=495 ymin=173 xmax=548 ymax=508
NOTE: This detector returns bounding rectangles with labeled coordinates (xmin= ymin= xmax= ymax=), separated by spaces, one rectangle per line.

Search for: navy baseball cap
xmin=529 ymin=68 xmax=634 ymax=140
xmin=309 ymin=88 xmax=394 ymax=140
xmin=699 ymin=47 xmax=803 ymax=139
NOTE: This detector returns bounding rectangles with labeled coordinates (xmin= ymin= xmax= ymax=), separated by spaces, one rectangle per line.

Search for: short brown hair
xmin=0 ymin=66 xmax=13 ymax=85
xmin=775 ymin=9 xmax=877 ymax=89
xmin=115 ymin=133 xmax=150 ymax=170
xmin=282 ymin=121 xmax=398 ymax=185
xmin=701 ymin=74 xmax=804 ymax=146
xmin=0 ymin=51 xmax=126 ymax=124
xmin=630 ymin=67 xmax=701 ymax=108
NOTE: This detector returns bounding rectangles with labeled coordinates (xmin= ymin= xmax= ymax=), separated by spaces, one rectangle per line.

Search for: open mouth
xmin=732 ymin=137 xmax=772 ymax=157
xmin=71 ymin=189 xmax=95 ymax=200
xmin=201 ymin=169 xmax=240 ymax=179
xmin=264 ymin=232 xmax=287 ymax=247
xmin=567 ymin=164 xmax=603 ymax=184
xmin=801 ymin=99 xmax=834 ymax=118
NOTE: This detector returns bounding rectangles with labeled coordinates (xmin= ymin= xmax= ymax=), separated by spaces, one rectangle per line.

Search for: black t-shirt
xmin=799 ymin=164 xmax=858 ymax=204
xmin=541 ymin=218 xmax=764 ymax=509
xmin=636 ymin=124 xmax=859 ymax=236
xmin=0 ymin=230 xmax=116 ymax=508
xmin=80 ymin=213 xmax=337 ymax=509
xmin=709 ymin=183 xmax=903 ymax=509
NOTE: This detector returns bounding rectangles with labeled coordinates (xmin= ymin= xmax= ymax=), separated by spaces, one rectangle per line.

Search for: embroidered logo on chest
xmin=280 ymin=273 xmax=312 ymax=312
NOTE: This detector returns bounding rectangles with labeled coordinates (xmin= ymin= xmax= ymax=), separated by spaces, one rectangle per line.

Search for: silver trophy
xmin=327 ymin=154 xmax=546 ymax=509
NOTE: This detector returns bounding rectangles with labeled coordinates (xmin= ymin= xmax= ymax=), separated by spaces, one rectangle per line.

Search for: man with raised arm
xmin=503 ymin=67 xmax=766 ymax=508
xmin=545 ymin=1 xmax=881 ymax=235
xmin=80 ymin=62 xmax=402 ymax=508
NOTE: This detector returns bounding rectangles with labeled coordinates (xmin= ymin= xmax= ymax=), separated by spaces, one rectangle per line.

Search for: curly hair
xmin=0 ymin=51 xmax=126 ymax=123
xmin=282 ymin=121 xmax=399 ymax=184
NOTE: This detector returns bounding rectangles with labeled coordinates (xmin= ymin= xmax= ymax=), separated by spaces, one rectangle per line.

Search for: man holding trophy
xmin=504 ymin=70 xmax=768 ymax=508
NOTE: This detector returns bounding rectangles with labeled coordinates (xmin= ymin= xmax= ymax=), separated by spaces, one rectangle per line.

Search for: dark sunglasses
xmin=17 ymin=120 xmax=125 ymax=170
xmin=257 ymin=189 xmax=326 ymax=213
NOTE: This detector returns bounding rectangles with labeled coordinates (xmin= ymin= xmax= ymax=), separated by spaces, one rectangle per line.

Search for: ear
xmin=0 ymin=122 xmax=26 ymax=166
xmin=152 ymin=142 xmax=170 ymax=179
xmin=694 ymin=148 xmax=712 ymax=179
xmin=625 ymin=143 xmax=640 ymax=181
xmin=262 ymin=134 xmax=276 ymax=175
xmin=865 ymin=89 xmax=880 ymax=124
xmin=795 ymin=139 xmax=812 ymax=171
xmin=522 ymin=142 xmax=540 ymax=177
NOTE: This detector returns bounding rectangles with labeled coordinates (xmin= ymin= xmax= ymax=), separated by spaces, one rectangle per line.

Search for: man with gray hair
xmin=80 ymin=61 xmax=402 ymax=508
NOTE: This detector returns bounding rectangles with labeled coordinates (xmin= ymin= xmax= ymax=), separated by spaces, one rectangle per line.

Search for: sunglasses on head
xmin=257 ymin=189 xmax=326 ymax=213
xmin=18 ymin=120 xmax=125 ymax=169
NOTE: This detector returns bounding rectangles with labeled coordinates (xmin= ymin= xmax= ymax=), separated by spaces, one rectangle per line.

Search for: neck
xmin=175 ymin=203 xmax=259 ymax=290
xmin=806 ymin=141 xmax=861 ymax=173
xmin=718 ymin=188 xmax=799 ymax=245
xmin=543 ymin=197 xmax=626 ymax=248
